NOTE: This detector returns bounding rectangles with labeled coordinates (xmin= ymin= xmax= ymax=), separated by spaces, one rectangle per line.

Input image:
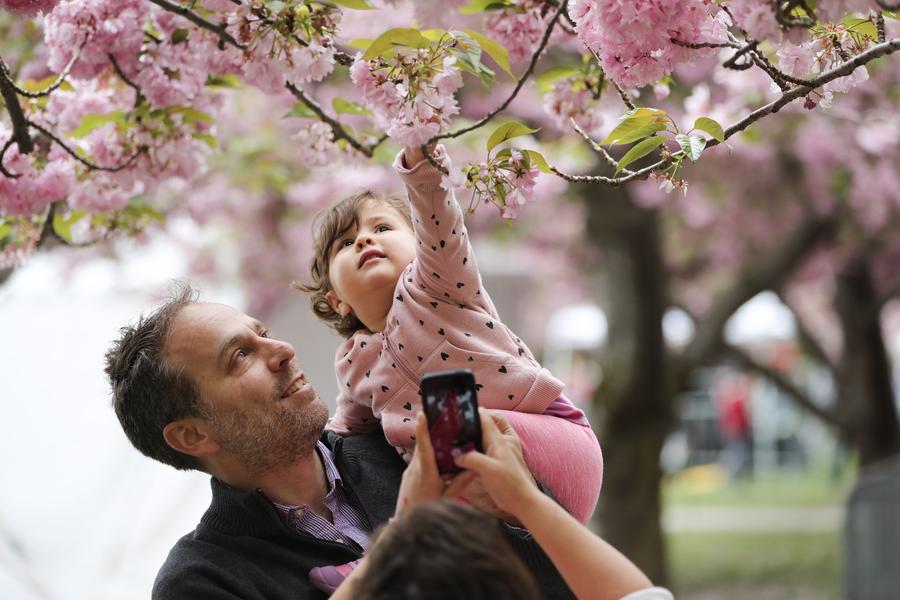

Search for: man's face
xmin=165 ymin=302 xmax=329 ymax=473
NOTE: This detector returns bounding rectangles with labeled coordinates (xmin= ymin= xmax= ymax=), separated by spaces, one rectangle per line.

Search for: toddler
xmin=298 ymin=144 xmax=602 ymax=525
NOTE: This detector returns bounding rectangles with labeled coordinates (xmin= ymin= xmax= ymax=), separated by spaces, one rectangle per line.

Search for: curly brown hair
xmin=293 ymin=190 xmax=412 ymax=337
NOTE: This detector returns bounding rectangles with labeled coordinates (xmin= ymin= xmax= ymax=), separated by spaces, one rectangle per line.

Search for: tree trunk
xmin=835 ymin=258 xmax=900 ymax=466
xmin=585 ymin=189 xmax=672 ymax=583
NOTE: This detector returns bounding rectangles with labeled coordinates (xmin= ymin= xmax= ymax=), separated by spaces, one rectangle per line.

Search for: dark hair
xmin=104 ymin=282 xmax=206 ymax=472
xmin=293 ymin=190 xmax=412 ymax=338
xmin=354 ymin=501 xmax=540 ymax=600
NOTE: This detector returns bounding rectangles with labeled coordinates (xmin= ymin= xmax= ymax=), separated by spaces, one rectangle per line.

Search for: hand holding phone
xmin=420 ymin=369 xmax=483 ymax=474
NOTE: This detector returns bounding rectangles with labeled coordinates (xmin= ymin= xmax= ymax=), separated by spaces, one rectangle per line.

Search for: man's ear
xmin=163 ymin=418 xmax=221 ymax=458
xmin=326 ymin=290 xmax=352 ymax=318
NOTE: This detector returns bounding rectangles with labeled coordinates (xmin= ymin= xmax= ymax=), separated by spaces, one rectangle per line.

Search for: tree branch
xmin=681 ymin=217 xmax=835 ymax=370
xmin=284 ymin=81 xmax=383 ymax=158
xmin=28 ymin=121 xmax=144 ymax=172
xmin=424 ymin=0 xmax=568 ymax=146
xmin=712 ymin=38 xmax=900 ymax=147
xmin=771 ymin=0 xmax=816 ymax=29
xmin=775 ymin=290 xmax=839 ymax=374
xmin=0 ymin=56 xmax=34 ymax=157
xmin=2 ymin=37 xmax=87 ymax=99
xmin=147 ymin=0 xmax=246 ymax=50
xmin=723 ymin=343 xmax=841 ymax=428
xmin=875 ymin=1 xmax=900 ymax=11
xmin=108 ymin=54 xmax=145 ymax=107
xmin=549 ymin=157 xmax=670 ymax=186
xmin=570 ymin=118 xmax=633 ymax=174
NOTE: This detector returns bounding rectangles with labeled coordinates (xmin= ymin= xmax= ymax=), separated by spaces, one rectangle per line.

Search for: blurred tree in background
xmin=2 ymin=0 xmax=898 ymax=584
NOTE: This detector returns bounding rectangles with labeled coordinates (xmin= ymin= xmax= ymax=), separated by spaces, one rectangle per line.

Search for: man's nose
xmin=265 ymin=337 xmax=295 ymax=371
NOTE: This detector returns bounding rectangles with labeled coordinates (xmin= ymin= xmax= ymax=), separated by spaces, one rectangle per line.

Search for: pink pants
xmin=499 ymin=410 xmax=603 ymax=524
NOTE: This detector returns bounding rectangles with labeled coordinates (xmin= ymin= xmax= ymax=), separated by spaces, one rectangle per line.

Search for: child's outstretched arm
xmin=456 ymin=410 xmax=667 ymax=600
xmin=396 ymin=146 xmax=493 ymax=313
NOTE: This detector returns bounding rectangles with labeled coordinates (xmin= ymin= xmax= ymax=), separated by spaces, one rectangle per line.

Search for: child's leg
xmin=497 ymin=410 xmax=603 ymax=524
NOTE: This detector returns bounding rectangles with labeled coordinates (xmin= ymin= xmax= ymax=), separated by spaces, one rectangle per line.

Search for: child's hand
xmin=454 ymin=409 xmax=541 ymax=519
xmin=395 ymin=413 xmax=475 ymax=515
xmin=403 ymin=143 xmax=437 ymax=168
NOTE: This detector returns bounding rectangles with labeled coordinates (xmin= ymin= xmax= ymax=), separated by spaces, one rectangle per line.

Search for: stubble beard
xmin=203 ymin=382 xmax=330 ymax=475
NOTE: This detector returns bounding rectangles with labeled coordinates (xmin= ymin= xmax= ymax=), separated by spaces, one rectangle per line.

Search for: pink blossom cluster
xmin=44 ymin=0 xmax=149 ymax=79
xmin=0 ymin=131 xmax=74 ymax=217
xmin=0 ymin=0 xmax=59 ymax=17
xmin=350 ymin=50 xmax=463 ymax=147
xmin=568 ymin=0 xmax=728 ymax=89
xmin=227 ymin=2 xmax=339 ymax=93
xmin=776 ymin=22 xmax=875 ymax=109
xmin=447 ymin=149 xmax=539 ymax=219
xmin=543 ymin=69 xmax=605 ymax=135
xmin=292 ymin=121 xmax=345 ymax=167
xmin=484 ymin=0 xmax=552 ymax=63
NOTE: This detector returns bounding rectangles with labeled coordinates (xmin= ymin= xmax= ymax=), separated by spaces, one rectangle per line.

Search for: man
xmin=105 ymin=283 xmax=574 ymax=599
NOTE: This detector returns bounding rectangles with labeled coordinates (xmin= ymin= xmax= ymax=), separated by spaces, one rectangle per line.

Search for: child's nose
xmin=356 ymin=235 xmax=375 ymax=249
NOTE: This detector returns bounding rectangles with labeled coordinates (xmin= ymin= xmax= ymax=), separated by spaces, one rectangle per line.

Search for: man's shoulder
xmin=152 ymin=528 xmax=247 ymax=599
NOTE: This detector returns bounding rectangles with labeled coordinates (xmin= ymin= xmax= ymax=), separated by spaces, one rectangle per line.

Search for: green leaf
xmin=330 ymin=0 xmax=377 ymax=9
xmin=525 ymin=149 xmax=551 ymax=174
xmin=347 ymin=38 xmax=373 ymax=50
xmin=885 ymin=11 xmax=899 ymax=20
xmin=615 ymin=136 xmax=666 ymax=174
xmin=193 ymin=133 xmax=218 ymax=149
xmin=461 ymin=28 xmax=513 ymax=79
xmin=264 ymin=0 xmax=288 ymax=13
xmin=602 ymin=118 xmax=667 ymax=146
xmin=535 ymin=66 xmax=580 ymax=92
xmin=167 ymin=106 xmax=215 ymax=124
xmin=171 ymin=28 xmax=189 ymax=45
xmin=283 ymin=103 xmax=317 ymax=119
xmin=206 ymin=74 xmax=242 ymax=88
xmin=487 ymin=121 xmax=540 ymax=152
xmin=332 ymin=98 xmax=371 ymax=115
xmin=675 ymin=134 xmax=707 ymax=161
xmin=70 ymin=111 xmax=127 ymax=138
xmin=420 ymin=29 xmax=448 ymax=42
xmin=363 ymin=28 xmax=432 ymax=60
xmin=0 ymin=220 xmax=12 ymax=240
xmin=842 ymin=16 xmax=878 ymax=40
xmin=52 ymin=209 xmax=87 ymax=241
xmin=460 ymin=0 xmax=511 ymax=13
xmin=692 ymin=116 xmax=724 ymax=142
xmin=18 ymin=75 xmax=74 ymax=94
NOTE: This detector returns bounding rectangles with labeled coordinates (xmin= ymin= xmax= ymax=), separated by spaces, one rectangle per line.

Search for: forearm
xmin=516 ymin=492 xmax=653 ymax=600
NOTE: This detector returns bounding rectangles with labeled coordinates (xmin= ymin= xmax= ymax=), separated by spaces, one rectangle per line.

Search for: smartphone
xmin=420 ymin=369 xmax=483 ymax=474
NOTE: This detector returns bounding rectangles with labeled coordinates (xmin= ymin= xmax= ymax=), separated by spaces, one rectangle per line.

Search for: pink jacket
xmin=327 ymin=146 xmax=565 ymax=454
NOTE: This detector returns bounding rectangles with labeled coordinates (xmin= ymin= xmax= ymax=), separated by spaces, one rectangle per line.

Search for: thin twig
xmin=147 ymin=0 xmax=246 ymax=50
xmin=875 ymin=0 xmax=900 ymax=10
xmin=3 ymin=37 xmax=87 ymax=99
xmin=284 ymin=81 xmax=382 ymax=157
xmin=108 ymin=54 xmax=145 ymax=107
xmin=569 ymin=118 xmax=633 ymax=174
xmin=876 ymin=12 xmax=886 ymax=44
xmin=549 ymin=158 xmax=669 ymax=187
xmin=424 ymin=0 xmax=569 ymax=148
xmin=771 ymin=0 xmax=815 ymax=29
xmin=28 ymin=120 xmax=144 ymax=172
xmin=670 ymin=38 xmax=739 ymax=50
xmin=0 ymin=139 xmax=20 ymax=178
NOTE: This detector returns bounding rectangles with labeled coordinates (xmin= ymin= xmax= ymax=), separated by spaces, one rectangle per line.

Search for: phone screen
xmin=421 ymin=369 xmax=482 ymax=474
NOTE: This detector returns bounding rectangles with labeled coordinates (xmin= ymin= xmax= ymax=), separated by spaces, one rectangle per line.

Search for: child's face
xmin=326 ymin=199 xmax=416 ymax=323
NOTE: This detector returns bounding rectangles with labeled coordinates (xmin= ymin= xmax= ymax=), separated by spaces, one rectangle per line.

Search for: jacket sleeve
xmin=394 ymin=146 xmax=494 ymax=313
xmin=327 ymin=341 xmax=379 ymax=436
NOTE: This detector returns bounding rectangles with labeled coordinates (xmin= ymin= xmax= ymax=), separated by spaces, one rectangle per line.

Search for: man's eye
xmin=236 ymin=349 xmax=249 ymax=360
xmin=259 ymin=329 xmax=270 ymax=338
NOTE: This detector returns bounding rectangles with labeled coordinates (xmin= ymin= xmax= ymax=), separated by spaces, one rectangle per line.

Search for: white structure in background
xmin=724 ymin=291 xmax=797 ymax=345
xmin=0 ymin=229 xmax=241 ymax=600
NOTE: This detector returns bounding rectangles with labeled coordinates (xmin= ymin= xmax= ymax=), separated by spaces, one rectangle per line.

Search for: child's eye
xmin=376 ymin=225 xmax=391 ymax=233
xmin=339 ymin=239 xmax=354 ymax=249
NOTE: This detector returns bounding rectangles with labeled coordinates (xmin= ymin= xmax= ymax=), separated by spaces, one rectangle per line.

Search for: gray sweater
xmin=152 ymin=429 xmax=575 ymax=599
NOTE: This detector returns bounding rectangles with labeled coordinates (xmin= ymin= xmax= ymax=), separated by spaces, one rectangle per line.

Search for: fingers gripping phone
xmin=420 ymin=369 xmax=483 ymax=474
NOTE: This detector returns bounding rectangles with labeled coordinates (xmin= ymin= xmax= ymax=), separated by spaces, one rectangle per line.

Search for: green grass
xmin=667 ymin=530 xmax=841 ymax=600
xmin=662 ymin=467 xmax=850 ymax=598
xmin=663 ymin=465 xmax=856 ymax=507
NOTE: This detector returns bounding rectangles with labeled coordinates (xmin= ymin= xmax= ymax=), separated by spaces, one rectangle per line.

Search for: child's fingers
xmin=485 ymin=409 xmax=515 ymax=436
xmin=477 ymin=408 xmax=503 ymax=444
xmin=412 ymin=412 xmax=439 ymax=472
xmin=455 ymin=449 xmax=500 ymax=477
